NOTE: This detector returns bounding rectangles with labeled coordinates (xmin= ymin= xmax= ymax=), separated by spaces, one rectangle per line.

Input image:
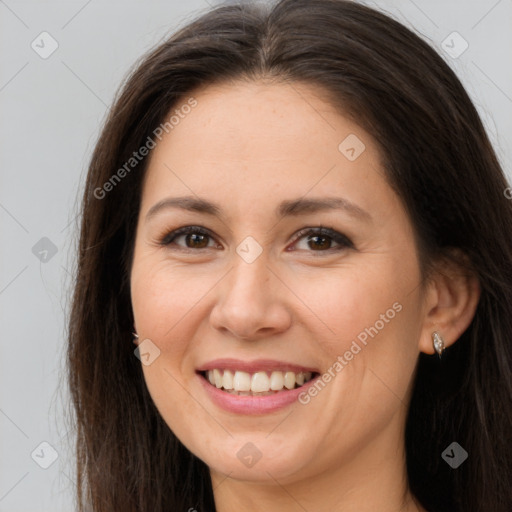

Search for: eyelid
xmin=158 ymin=225 xmax=219 ymax=248
xmin=289 ymin=226 xmax=353 ymax=251
xmin=158 ymin=225 xmax=353 ymax=252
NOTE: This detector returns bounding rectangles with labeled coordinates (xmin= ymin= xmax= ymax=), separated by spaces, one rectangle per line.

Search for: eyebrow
xmin=145 ymin=195 xmax=372 ymax=223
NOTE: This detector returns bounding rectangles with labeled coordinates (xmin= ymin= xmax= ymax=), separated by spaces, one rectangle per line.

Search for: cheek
xmin=286 ymin=260 xmax=407 ymax=353
xmin=131 ymin=258 xmax=214 ymax=346
xmin=293 ymin=253 xmax=421 ymax=413
xmin=130 ymin=260 xmax=207 ymax=437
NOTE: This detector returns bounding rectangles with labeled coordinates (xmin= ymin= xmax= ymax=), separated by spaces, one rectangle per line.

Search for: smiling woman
xmin=67 ymin=1 xmax=512 ymax=512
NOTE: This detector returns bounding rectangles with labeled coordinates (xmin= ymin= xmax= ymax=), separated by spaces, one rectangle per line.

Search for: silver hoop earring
xmin=432 ymin=331 xmax=445 ymax=359
xmin=132 ymin=332 xmax=139 ymax=345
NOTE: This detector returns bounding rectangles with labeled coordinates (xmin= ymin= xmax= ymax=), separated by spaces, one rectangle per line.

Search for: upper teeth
xmin=206 ymin=369 xmax=313 ymax=393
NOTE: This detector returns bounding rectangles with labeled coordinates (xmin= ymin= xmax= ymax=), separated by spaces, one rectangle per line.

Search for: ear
xmin=418 ymin=249 xmax=481 ymax=355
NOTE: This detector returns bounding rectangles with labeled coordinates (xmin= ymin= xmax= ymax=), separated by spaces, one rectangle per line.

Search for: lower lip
xmin=197 ymin=372 xmax=319 ymax=415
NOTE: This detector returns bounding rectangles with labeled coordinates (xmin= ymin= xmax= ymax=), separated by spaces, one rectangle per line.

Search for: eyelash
xmin=158 ymin=225 xmax=354 ymax=254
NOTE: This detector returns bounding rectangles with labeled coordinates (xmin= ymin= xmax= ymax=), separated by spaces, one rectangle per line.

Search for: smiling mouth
xmin=200 ymin=369 xmax=319 ymax=396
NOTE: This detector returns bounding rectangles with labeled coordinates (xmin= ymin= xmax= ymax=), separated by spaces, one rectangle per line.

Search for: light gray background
xmin=1 ymin=0 xmax=511 ymax=510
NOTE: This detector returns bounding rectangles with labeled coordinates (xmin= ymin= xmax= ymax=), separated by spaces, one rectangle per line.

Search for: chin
xmin=190 ymin=432 xmax=317 ymax=483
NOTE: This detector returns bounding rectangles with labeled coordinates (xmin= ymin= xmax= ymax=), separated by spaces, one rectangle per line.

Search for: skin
xmin=130 ymin=80 xmax=480 ymax=512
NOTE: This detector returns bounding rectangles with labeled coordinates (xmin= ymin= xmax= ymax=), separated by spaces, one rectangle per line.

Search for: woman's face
xmin=130 ymin=80 xmax=428 ymax=484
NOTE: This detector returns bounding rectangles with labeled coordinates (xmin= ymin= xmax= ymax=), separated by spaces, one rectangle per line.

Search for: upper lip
xmin=196 ymin=358 xmax=319 ymax=374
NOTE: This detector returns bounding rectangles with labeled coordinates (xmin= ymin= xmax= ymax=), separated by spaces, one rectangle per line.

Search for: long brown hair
xmin=67 ymin=1 xmax=512 ymax=510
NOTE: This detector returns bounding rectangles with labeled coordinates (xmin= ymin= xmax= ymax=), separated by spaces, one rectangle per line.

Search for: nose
xmin=209 ymin=255 xmax=292 ymax=341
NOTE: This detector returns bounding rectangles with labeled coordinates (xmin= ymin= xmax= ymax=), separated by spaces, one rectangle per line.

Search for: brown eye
xmin=160 ymin=226 xmax=218 ymax=250
xmin=182 ymin=232 xmax=210 ymax=249
xmin=289 ymin=227 xmax=353 ymax=253
xmin=306 ymin=235 xmax=332 ymax=250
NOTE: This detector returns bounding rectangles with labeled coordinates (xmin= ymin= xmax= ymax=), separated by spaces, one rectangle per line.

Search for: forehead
xmin=149 ymin=80 xmax=376 ymax=163
xmin=140 ymin=80 xmax=393 ymax=222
